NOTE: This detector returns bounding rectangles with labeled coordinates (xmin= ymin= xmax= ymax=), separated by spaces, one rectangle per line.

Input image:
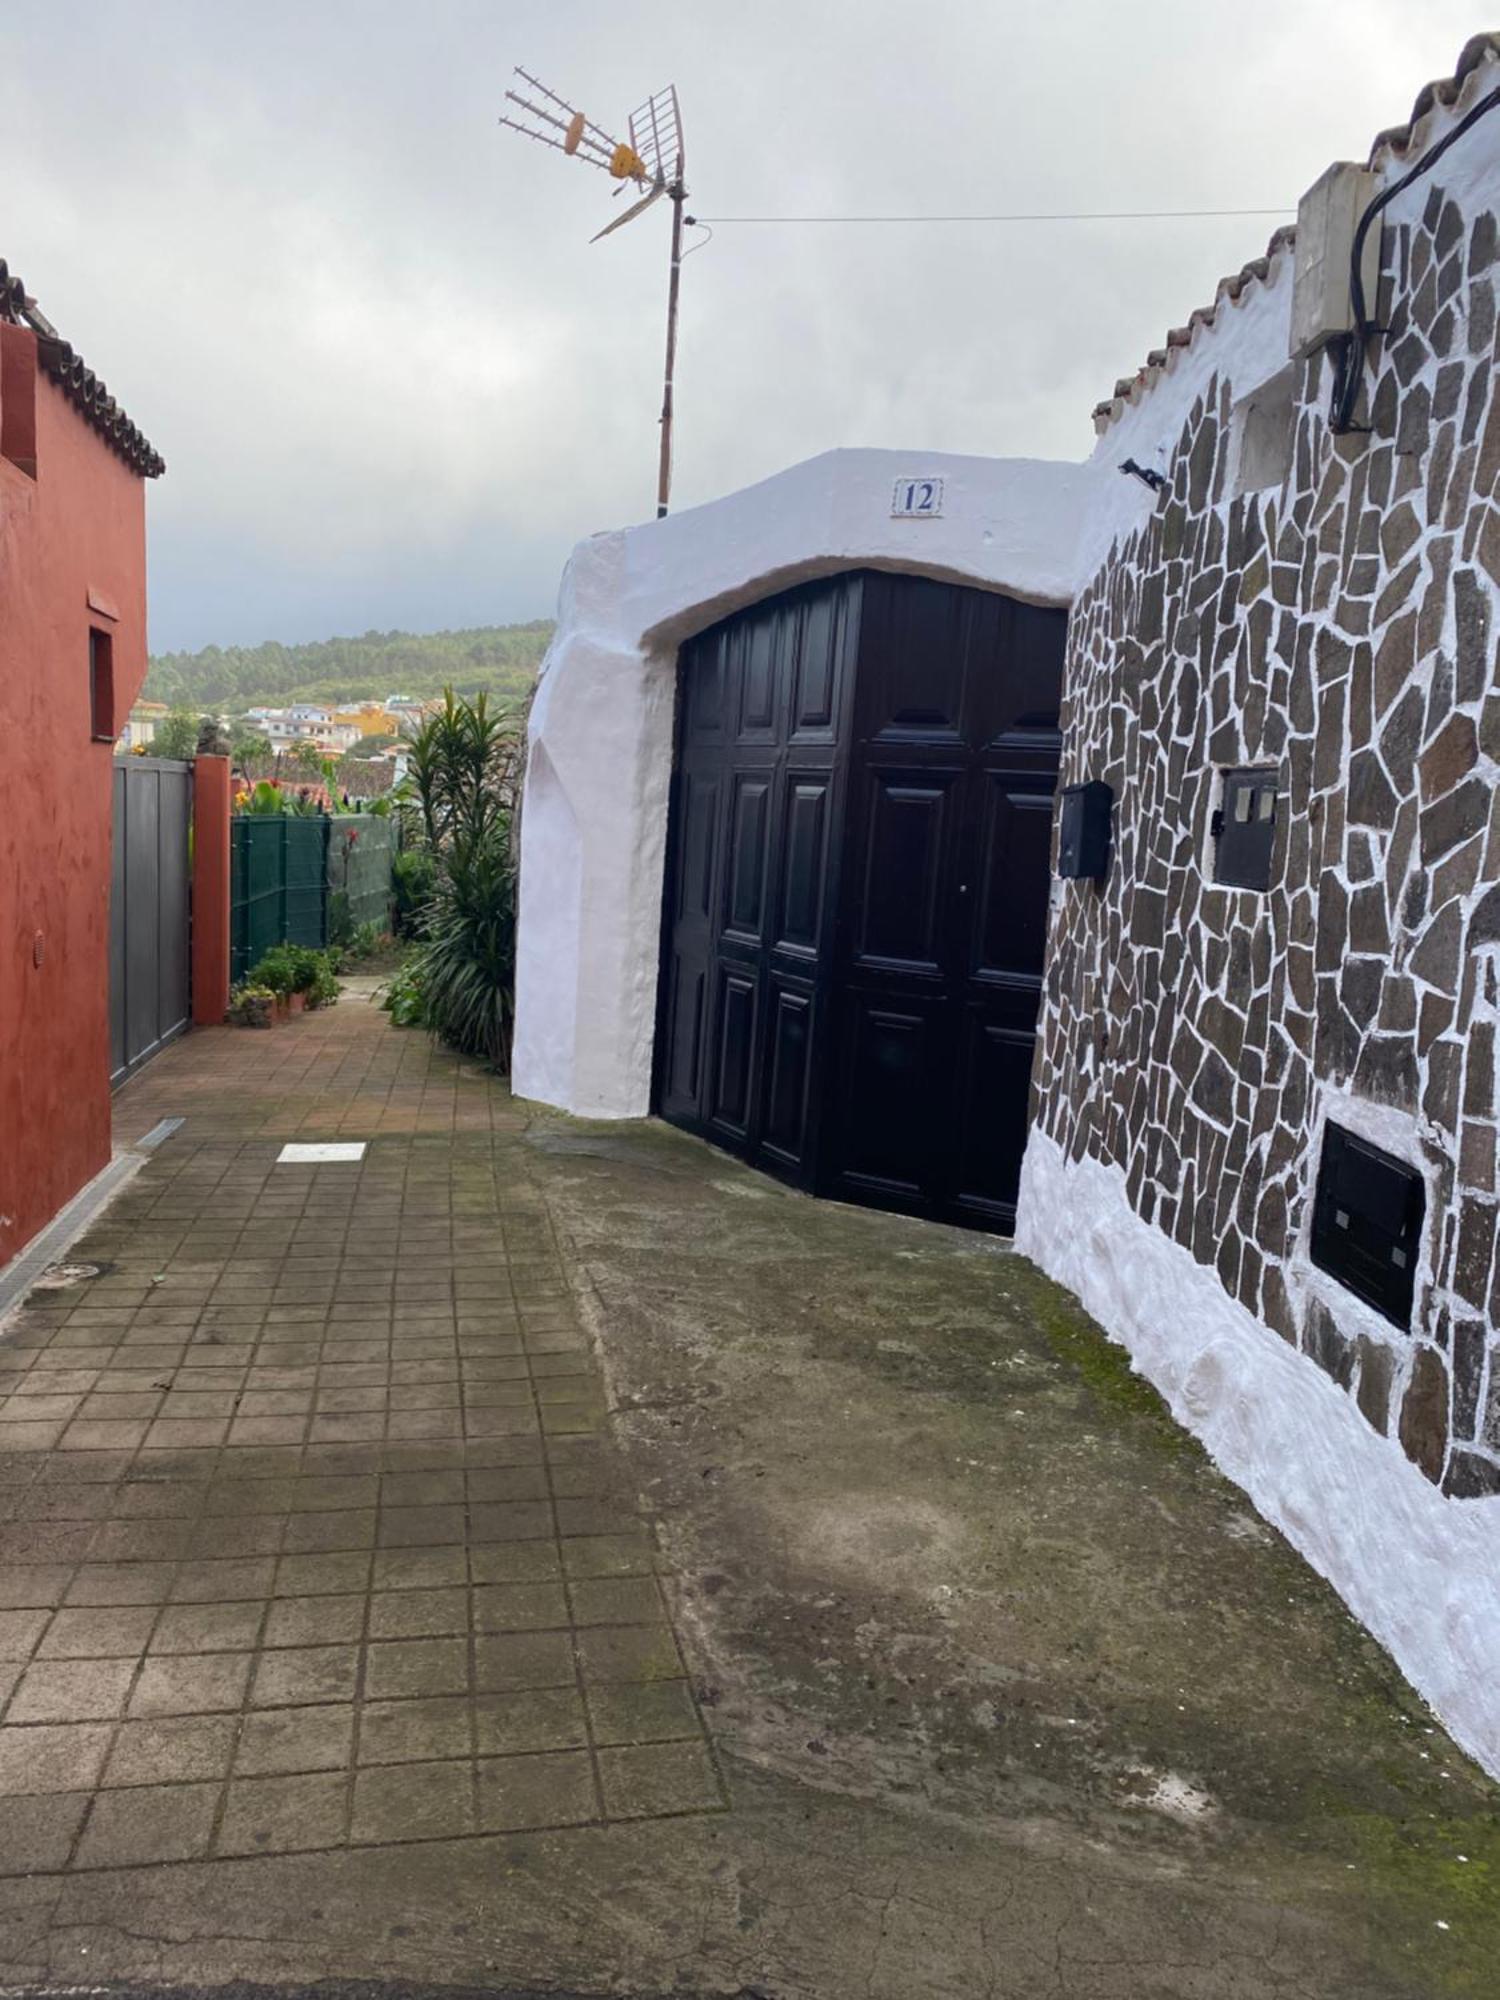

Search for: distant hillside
xmin=145 ymin=621 xmax=554 ymax=713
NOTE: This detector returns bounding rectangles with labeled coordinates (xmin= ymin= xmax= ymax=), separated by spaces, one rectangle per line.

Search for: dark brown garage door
xmin=655 ymin=570 xmax=1065 ymax=1233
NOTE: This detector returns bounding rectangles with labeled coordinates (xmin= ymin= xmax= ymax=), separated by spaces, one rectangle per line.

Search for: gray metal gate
xmin=110 ymin=757 xmax=193 ymax=1087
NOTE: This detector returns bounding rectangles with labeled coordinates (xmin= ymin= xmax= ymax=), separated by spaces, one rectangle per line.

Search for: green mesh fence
xmin=230 ymin=817 xmax=330 ymax=981
xmin=326 ymin=815 xmax=395 ymax=938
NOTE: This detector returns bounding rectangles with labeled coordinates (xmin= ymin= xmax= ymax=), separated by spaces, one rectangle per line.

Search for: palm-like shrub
xmin=399 ymin=692 xmax=524 ymax=1069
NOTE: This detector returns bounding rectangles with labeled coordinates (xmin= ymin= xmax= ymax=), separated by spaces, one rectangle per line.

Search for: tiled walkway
xmin=0 ymin=987 xmax=722 ymax=1874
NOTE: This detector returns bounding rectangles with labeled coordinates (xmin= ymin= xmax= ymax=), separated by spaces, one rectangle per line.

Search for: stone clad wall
xmin=1033 ymin=184 xmax=1500 ymax=1497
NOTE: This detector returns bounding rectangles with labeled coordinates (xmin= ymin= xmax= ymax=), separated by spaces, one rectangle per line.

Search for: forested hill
xmin=145 ymin=622 xmax=554 ymax=712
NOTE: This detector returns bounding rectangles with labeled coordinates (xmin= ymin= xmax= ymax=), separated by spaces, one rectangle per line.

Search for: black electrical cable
xmin=1330 ymin=80 xmax=1500 ymax=433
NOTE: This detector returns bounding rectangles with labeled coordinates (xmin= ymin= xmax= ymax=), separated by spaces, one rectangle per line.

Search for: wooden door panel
xmin=952 ymin=1010 xmax=1037 ymax=1224
xmin=852 ymin=769 xmax=958 ymax=975
xmin=683 ymin=629 xmax=727 ymax=742
xmin=790 ymin=590 xmax=843 ymax=739
xmin=735 ymin=615 xmax=780 ymax=741
xmin=722 ymin=771 xmax=773 ymax=945
xmin=660 ymin=959 xmax=707 ymax=1114
xmin=676 ymin=768 xmax=721 ymax=925
xmin=762 ymin=982 xmax=816 ymax=1167
xmin=776 ymin=774 xmax=831 ymax=957
xmin=832 ymin=992 xmax=945 ymax=1200
xmin=857 ymin=573 xmax=968 ymax=742
xmin=988 ymin=602 xmax=1067 ymax=747
xmin=971 ymin=777 xmax=1056 ymax=983
xmin=710 ymin=967 xmax=759 ymax=1137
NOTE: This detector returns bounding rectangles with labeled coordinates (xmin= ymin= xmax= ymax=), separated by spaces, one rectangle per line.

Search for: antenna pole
xmin=655 ymin=175 xmax=686 ymax=519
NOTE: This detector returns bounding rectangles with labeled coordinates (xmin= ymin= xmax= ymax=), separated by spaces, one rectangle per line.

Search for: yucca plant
xmin=399 ymin=691 xmax=524 ymax=1069
xmin=405 ymin=691 xmax=512 ymax=850
xmin=418 ymin=817 xmax=518 ymax=1066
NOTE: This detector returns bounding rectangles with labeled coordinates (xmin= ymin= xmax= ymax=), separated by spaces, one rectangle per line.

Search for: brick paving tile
xmin=0 ymin=993 xmax=724 ymax=1872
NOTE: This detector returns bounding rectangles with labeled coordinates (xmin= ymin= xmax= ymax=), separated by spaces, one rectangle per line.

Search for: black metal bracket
xmin=1120 ymin=457 xmax=1166 ymax=493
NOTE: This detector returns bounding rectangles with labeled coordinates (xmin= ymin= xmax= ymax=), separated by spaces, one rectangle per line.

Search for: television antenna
xmin=500 ymin=70 xmax=688 ymax=518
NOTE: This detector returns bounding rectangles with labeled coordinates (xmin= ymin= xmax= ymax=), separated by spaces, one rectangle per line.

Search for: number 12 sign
xmin=891 ymin=476 xmax=944 ymax=518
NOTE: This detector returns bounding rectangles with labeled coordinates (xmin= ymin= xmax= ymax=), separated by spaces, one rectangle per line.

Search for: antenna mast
xmin=499 ymin=72 xmax=689 ymax=517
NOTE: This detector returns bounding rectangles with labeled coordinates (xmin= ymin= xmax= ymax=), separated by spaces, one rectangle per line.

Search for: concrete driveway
xmin=0 ymin=987 xmax=1494 ymax=1999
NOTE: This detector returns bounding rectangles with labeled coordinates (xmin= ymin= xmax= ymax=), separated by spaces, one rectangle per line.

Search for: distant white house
xmin=244 ymin=705 xmax=358 ymax=755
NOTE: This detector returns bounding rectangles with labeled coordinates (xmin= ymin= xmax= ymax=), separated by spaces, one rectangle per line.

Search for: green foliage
xmin=145 ymin=622 xmax=552 ymax=713
xmin=229 ymin=723 xmax=273 ymax=762
xmin=328 ymin=890 xmax=354 ymax=948
xmin=246 ymin=945 xmax=298 ymax=996
xmin=381 ymin=954 xmax=428 ymax=1028
xmin=154 ymin=709 xmax=199 ymax=760
xmin=403 ymin=690 xmax=513 ymax=849
xmin=236 ymin=779 xmax=284 ymax=815
xmin=286 ymin=739 xmax=327 ymax=777
xmin=234 ymin=777 xmax=324 ymax=815
xmin=418 ymin=816 xmax=517 ymax=1067
xmin=304 ymin=952 xmax=341 ymax=1008
xmin=351 ymin=920 xmax=385 ymax=959
xmin=349 ymin=732 xmax=399 ymax=758
xmin=398 ymin=691 xmax=523 ymax=1069
xmin=246 ymin=943 xmax=339 ymax=1001
xmin=392 ymin=848 xmax=438 ymax=936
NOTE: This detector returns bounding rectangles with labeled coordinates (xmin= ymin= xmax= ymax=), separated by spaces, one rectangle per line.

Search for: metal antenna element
xmin=498 ymin=68 xmax=649 ymax=183
xmin=498 ymin=67 xmax=688 ymax=517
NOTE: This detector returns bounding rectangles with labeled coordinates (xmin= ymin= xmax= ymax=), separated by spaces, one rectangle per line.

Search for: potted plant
xmin=246 ymin=946 xmax=298 ymax=1018
xmin=228 ymin=983 xmax=276 ymax=1028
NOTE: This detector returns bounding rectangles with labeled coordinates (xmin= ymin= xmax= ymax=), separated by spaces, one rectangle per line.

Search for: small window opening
xmin=1211 ymin=768 xmax=1279 ymax=889
xmin=1310 ymin=1123 xmax=1425 ymax=1330
xmin=89 ymin=628 xmax=116 ymax=742
xmin=1232 ymin=364 xmax=1296 ymax=495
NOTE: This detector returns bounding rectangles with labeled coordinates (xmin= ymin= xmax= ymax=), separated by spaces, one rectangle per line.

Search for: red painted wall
xmin=192 ymin=756 xmax=232 ymax=1026
xmin=0 ymin=326 xmax=150 ymax=1265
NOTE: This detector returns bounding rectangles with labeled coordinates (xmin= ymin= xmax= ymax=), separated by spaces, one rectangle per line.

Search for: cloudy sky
xmin=1 ymin=2 xmax=1483 ymax=653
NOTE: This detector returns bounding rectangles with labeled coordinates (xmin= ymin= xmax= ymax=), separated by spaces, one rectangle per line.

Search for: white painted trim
xmin=513 ymin=446 xmax=1092 ymax=1119
xmin=1015 ymin=1126 xmax=1500 ymax=1779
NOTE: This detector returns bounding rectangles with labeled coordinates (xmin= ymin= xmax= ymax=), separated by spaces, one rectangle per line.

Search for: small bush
xmin=246 ymin=945 xmax=340 ymax=1005
xmin=381 ymin=955 xmax=428 ymax=1027
xmin=305 ymin=955 xmax=341 ymax=1009
xmin=247 ymin=945 xmax=298 ymax=996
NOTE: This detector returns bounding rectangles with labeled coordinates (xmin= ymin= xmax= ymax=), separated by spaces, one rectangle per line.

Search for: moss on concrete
xmin=519 ymin=1109 xmax=1500 ymax=1992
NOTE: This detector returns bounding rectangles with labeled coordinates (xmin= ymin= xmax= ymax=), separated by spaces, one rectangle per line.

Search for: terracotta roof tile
xmin=0 ymin=258 xmax=164 ymax=478
xmin=1092 ymin=34 xmax=1500 ymax=432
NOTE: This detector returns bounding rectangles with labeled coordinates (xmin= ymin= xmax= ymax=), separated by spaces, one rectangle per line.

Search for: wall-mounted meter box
xmin=1291 ymin=162 xmax=1382 ymax=359
xmin=1057 ymin=781 xmax=1113 ymax=881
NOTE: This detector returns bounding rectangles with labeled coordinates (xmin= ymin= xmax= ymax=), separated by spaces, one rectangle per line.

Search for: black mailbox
xmin=1057 ymin=781 xmax=1113 ymax=881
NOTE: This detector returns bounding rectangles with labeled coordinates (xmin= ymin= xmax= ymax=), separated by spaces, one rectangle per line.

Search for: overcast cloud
xmin=0 ymin=1 xmax=1483 ymax=653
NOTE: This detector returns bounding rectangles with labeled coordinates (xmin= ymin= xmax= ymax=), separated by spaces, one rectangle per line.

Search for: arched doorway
xmin=654 ymin=568 xmax=1065 ymax=1232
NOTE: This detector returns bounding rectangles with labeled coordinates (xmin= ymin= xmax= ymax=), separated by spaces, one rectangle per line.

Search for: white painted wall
xmin=1016 ymin=1131 xmax=1500 ymax=1779
xmin=513 ymin=447 xmax=1092 ymax=1117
